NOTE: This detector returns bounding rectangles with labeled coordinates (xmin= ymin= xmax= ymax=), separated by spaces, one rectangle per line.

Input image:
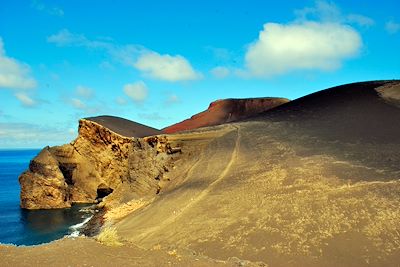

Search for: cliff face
xmin=19 ymin=118 xmax=176 ymax=209
xmin=163 ymin=97 xmax=289 ymax=134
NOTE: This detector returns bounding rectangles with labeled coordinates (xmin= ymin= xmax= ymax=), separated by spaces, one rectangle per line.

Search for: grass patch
xmin=96 ymin=226 xmax=123 ymax=247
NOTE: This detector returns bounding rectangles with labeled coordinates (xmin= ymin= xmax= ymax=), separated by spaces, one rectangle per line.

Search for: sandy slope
xmin=112 ymin=121 xmax=400 ymax=267
xmin=0 ymin=237 xmax=235 ymax=267
xmin=3 ymin=81 xmax=400 ymax=267
xmin=113 ymin=81 xmax=400 ymax=266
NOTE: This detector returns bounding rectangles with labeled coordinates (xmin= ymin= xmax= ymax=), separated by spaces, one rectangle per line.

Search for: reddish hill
xmin=163 ymin=97 xmax=289 ymax=133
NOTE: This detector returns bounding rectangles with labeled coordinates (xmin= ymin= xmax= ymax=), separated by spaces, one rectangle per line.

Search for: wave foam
xmin=67 ymin=215 xmax=93 ymax=238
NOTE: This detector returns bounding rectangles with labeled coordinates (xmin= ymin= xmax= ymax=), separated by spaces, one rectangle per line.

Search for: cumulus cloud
xmin=0 ymin=38 xmax=37 ymax=89
xmin=385 ymin=21 xmax=400 ymax=34
xmin=211 ymin=66 xmax=230 ymax=78
xmin=134 ymin=52 xmax=202 ymax=82
xmin=47 ymin=29 xmax=200 ymax=82
xmin=76 ymin=85 xmax=94 ymax=99
xmin=244 ymin=22 xmax=362 ymax=77
xmin=123 ymin=81 xmax=148 ymax=102
xmin=14 ymin=92 xmax=37 ymax=107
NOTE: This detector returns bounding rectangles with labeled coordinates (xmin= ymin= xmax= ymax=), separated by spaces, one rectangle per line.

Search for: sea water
xmin=0 ymin=149 xmax=93 ymax=245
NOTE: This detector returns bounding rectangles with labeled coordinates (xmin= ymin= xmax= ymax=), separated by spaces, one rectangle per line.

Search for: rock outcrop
xmin=19 ymin=118 xmax=177 ymax=209
xmin=163 ymin=97 xmax=289 ymax=133
xmin=19 ymin=148 xmax=70 ymax=209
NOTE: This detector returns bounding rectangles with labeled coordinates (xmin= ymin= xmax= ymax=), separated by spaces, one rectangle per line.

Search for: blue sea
xmin=0 ymin=149 xmax=93 ymax=246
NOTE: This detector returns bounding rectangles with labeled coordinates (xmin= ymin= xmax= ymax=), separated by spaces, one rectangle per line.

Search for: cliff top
xmin=85 ymin=115 xmax=161 ymax=138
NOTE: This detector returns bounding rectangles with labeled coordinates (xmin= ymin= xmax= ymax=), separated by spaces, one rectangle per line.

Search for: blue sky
xmin=0 ymin=0 xmax=399 ymax=148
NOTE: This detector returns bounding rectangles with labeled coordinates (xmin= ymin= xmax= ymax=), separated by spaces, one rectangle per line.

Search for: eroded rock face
xmin=19 ymin=118 xmax=176 ymax=209
xmin=19 ymin=148 xmax=69 ymax=209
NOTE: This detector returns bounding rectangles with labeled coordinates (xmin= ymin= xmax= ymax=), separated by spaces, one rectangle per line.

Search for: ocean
xmin=0 ymin=149 xmax=93 ymax=246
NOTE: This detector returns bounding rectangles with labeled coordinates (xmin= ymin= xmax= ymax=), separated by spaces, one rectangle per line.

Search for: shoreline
xmin=0 ymin=203 xmax=104 ymax=247
xmin=81 ymin=206 xmax=106 ymax=237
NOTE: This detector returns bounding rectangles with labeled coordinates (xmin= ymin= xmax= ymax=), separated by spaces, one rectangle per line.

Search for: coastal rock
xmin=19 ymin=117 xmax=176 ymax=209
xmin=19 ymin=148 xmax=70 ymax=209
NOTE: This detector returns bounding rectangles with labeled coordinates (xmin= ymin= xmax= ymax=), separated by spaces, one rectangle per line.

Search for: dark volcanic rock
xmin=86 ymin=115 xmax=161 ymax=138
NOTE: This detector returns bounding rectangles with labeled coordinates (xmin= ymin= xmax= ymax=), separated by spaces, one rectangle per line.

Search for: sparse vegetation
xmin=104 ymin=198 xmax=148 ymax=222
xmin=96 ymin=226 xmax=123 ymax=247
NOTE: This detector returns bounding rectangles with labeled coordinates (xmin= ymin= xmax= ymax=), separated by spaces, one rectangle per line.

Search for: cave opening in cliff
xmin=96 ymin=184 xmax=113 ymax=200
xmin=59 ymin=163 xmax=76 ymax=185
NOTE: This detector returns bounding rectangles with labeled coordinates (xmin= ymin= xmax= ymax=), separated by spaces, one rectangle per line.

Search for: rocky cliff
xmin=163 ymin=97 xmax=289 ymax=133
xmin=19 ymin=118 xmax=178 ymax=209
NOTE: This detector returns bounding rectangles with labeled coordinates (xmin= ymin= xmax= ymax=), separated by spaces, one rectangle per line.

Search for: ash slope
xmin=163 ymin=97 xmax=289 ymax=133
xmin=115 ymin=80 xmax=400 ymax=267
xmin=258 ymin=80 xmax=400 ymax=143
xmin=86 ymin=115 xmax=161 ymax=137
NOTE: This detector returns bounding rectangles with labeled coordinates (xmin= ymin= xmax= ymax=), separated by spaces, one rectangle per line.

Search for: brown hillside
xmin=163 ymin=97 xmax=289 ymax=133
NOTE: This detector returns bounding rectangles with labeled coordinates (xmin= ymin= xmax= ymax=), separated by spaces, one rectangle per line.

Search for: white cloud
xmin=210 ymin=66 xmax=230 ymax=78
xmin=295 ymin=0 xmax=341 ymax=22
xmin=47 ymin=30 xmax=201 ymax=82
xmin=47 ymin=29 xmax=114 ymax=51
xmin=385 ymin=21 xmax=400 ymax=34
xmin=109 ymin=44 xmax=144 ymax=66
xmin=68 ymin=97 xmax=102 ymax=114
xmin=47 ymin=29 xmax=144 ymax=65
xmin=47 ymin=29 xmax=91 ymax=47
xmin=134 ymin=52 xmax=202 ymax=82
xmin=0 ymin=122 xmax=72 ymax=148
xmin=205 ymin=46 xmax=232 ymax=61
xmin=244 ymin=22 xmax=361 ymax=77
xmin=115 ymin=96 xmax=128 ymax=105
xmin=0 ymin=38 xmax=37 ymax=89
xmin=138 ymin=112 xmax=168 ymax=121
xmin=15 ymin=92 xmax=37 ymax=107
xmin=70 ymin=98 xmax=86 ymax=109
xmin=99 ymin=61 xmax=115 ymax=70
xmin=76 ymin=85 xmax=94 ymax=99
xmin=347 ymin=14 xmax=375 ymax=27
xmin=123 ymin=81 xmax=148 ymax=102
xmin=31 ymin=0 xmax=64 ymax=17
xmin=294 ymin=0 xmax=374 ymax=27
xmin=165 ymin=94 xmax=180 ymax=105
